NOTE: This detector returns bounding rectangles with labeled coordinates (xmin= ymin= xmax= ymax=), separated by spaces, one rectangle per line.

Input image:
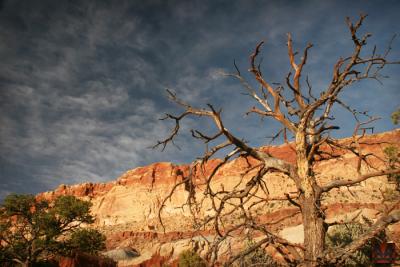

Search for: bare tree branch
xmin=155 ymin=14 xmax=400 ymax=267
xmin=322 ymin=169 xmax=400 ymax=193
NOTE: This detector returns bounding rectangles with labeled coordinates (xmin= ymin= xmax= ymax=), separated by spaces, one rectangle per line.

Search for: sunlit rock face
xmin=37 ymin=130 xmax=400 ymax=266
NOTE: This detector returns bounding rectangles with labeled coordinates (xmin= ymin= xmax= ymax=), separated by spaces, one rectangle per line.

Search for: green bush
xmin=233 ymin=239 xmax=282 ymax=267
xmin=69 ymin=228 xmax=106 ymax=255
xmin=326 ymin=222 xmax=383 ymax=266
xmin=178 ymin=250 xmax=207 ymax=267
xmin=384 ymin=146 xmax=400 ymax=190
xmin=391 ymin=108 xmax=400 ymax=125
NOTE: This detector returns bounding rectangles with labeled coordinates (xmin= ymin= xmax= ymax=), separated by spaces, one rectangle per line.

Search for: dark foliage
xmin=0 ymin=194 xmax=106 ymax=266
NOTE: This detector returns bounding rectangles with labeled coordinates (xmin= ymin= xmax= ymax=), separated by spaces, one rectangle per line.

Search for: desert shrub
xmin=391 ymin=108 xmax=400 ymax=125
xmin=382 ymin=187 xmax=400 ymax=201
xmin=233 ymin=239 xmax=282 ymax=267
xmin=178 ymin=250 xmax=207 ymax=267
xmin=384 ymin=146 xmax=400 ymax=190
xmin=326 ymin=221 xmax=384 ymax=266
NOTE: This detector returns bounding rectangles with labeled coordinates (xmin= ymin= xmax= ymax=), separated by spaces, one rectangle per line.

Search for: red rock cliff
xmin=37 ymin=130 xmax=400 ymax=266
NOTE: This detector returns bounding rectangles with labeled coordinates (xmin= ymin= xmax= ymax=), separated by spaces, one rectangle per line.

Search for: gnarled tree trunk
xmin=296 ymin=131 xmax=325 ymax=267
xmin=302 ymin=196 xmax=325 ymax=267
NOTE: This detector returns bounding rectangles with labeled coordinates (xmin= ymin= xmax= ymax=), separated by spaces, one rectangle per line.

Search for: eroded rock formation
xmin=37 ymin=130 xmax=400 ymax=266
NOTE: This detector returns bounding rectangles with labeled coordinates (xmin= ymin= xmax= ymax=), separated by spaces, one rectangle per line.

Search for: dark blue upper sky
xmin=0 ymin=0 xmax=399 ymax=199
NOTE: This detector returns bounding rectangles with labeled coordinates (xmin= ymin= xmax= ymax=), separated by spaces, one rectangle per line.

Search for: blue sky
xmin=0 ymin=0 xmax=399 ymax=199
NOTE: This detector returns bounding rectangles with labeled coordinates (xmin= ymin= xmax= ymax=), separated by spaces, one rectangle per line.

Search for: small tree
xmin=155 ymin=15 xmax=400 ymax=266
xmin=0 ymin=194 xmax=106 ymax=266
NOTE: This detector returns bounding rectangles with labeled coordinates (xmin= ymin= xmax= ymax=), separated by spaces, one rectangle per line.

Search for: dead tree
xmin=154 ymin=15 xmax=400 ymax=266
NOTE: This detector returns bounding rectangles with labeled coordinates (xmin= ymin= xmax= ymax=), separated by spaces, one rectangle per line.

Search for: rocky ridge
xmin=38 ymin=130 xmax=400 ymax=266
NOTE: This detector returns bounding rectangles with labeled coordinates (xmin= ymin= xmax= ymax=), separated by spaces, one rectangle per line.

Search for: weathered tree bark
xmin=301 ymin=196 xmax=325 ymax=267
xmin=296 ymin=130 xmax=326 ymax=267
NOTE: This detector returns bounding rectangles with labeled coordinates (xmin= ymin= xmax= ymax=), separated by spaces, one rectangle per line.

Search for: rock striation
xmin=37 ymin=130 xmax=400 ymax=266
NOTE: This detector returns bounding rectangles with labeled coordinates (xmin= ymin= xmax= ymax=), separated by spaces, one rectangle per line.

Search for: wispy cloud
xmin=0 ymin=0 xmax=399 ymax=199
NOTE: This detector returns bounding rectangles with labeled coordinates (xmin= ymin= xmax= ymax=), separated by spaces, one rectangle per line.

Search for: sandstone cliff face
xmin=38 ymin=130 xmax=400 ymax=266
